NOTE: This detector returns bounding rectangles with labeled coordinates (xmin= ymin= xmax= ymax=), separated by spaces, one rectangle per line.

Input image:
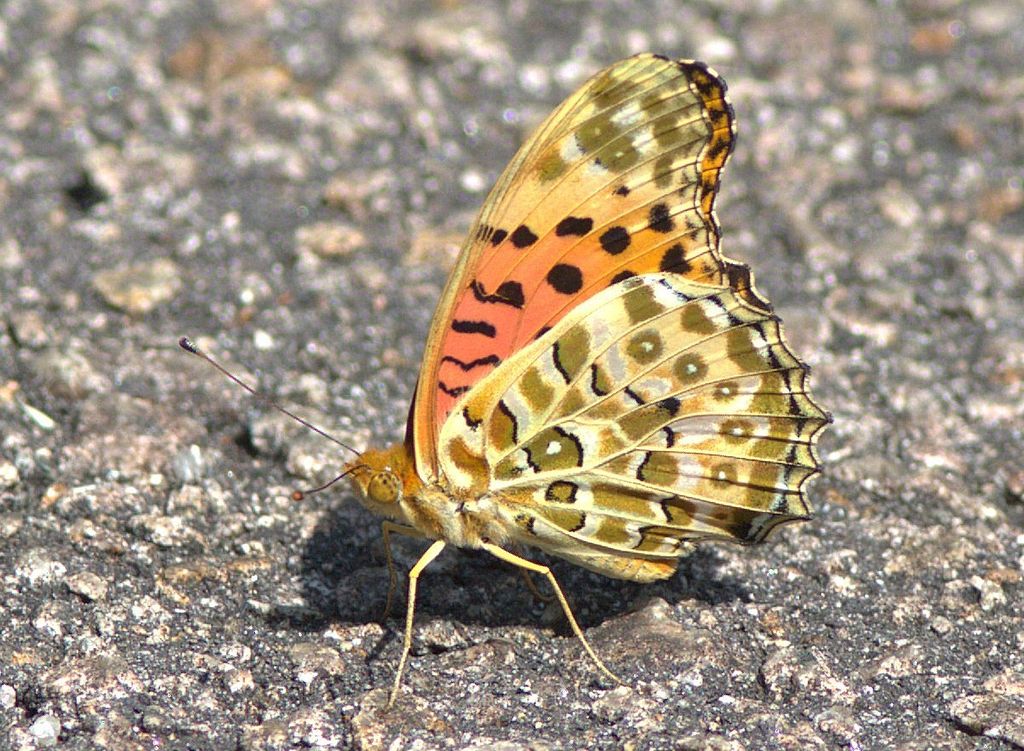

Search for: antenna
xmin=178 ymin=337 xmax=362 ymax=459
xmin=289 ymin=464 xmax=367 ymax=501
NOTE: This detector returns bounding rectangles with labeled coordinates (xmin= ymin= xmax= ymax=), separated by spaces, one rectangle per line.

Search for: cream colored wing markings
xmin=437 ymin=273 xmax=829 ymax=571
xmin=484 ymin=68 xmax=737 ymax=337
xmin=413 ymin=55 xmax=747 ymax=481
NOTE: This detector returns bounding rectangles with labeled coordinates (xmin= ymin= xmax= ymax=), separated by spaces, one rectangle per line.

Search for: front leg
xmin=380 ymin=521 xmax=424 ymax=622
xmin=388 ymin=539 xmax=446 ymax=709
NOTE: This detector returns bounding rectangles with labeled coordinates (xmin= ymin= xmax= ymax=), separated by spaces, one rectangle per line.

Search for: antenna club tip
xmin=179 ymin=337 xmax=198 ymax=354
xmin=291 ymin=490 xmax=305 ymax=502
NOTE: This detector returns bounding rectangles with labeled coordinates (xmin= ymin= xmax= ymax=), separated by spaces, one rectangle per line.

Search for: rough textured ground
xmin=2 ymin=1 xmax=1023 ymax=750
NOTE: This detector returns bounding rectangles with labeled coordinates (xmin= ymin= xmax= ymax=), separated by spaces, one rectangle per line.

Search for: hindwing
xmin=437 ymin=273 xmax=829 ymax=580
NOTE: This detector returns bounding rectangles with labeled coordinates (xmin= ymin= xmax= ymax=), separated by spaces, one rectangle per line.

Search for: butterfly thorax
xmin=347 ymin=442 xmax=510 ymax=550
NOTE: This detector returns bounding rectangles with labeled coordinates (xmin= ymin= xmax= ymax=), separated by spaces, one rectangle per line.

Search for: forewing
xmin=437 ymin=274 xmax=829 ymax=576
xmin=413 ymin=54 xmax=757 ymax=479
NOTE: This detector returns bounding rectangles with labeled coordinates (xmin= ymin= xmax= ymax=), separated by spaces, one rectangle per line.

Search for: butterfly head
xmin=346 ymin=442 xmax=420 ymax=518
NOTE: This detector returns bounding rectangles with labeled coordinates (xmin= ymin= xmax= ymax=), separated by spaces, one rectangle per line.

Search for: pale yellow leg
xmin=380 ymin=521 xmax=424 ymax=622
xmin=481 ymin=543 xmax=624 ymax=686
xmin=387 ymin=539 xmax=446 ymax=709
xmin=519 ymin=568 xmax=556 ymax=604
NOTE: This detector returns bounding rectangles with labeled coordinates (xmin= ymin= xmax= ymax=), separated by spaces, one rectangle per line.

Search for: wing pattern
xmin=437 ymin=273 xmax=829 ymax=581
xmin=414 ymin=55 xmax=760 ymax=477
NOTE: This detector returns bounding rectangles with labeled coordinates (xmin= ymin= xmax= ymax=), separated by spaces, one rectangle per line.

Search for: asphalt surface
xmin=2 ymin=2 xmax=1023 ymax=749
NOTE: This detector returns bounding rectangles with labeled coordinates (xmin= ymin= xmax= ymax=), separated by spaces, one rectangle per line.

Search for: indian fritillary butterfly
xmin=189 ymin=54 xmax=830 ymax=707
xmin=347 ymin=54 xmax=829 ymax=706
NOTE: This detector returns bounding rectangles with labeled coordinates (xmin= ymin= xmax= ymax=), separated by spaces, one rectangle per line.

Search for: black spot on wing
xmin=547 ymin=264 xmax=583 ymax=294
xmin=599 ymin=226 xmax=630 ymax=255
xmin=648 ymin=203 xmax=675 ymax=233
xmin=657 ymin=396 xmax=681 ymax=416
xmin=451 ymin=320 xmax=497 ymax=337
xmin=471 ymin=279 xmax=524 ymax=308
xmin=659 ymin=243 xmax=691 ymax=273
xmin=510 ymin=224 xmax=538 ymax=248
xmin=555 ymin=216 xmax=593 ymax=237
xmin=496 ymin=281 xmax=525 ymax=308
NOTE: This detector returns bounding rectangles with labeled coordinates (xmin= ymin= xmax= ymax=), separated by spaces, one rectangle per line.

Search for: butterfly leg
xmin=519 ymin=568 xmax=556 ymax=604
xmin=380 ymin=521 xmax=425 ymax=622
xmin=481 ymin=543 xmax=624 ymax=687
xmin=387 ymin=539 xmax=446 ymax=709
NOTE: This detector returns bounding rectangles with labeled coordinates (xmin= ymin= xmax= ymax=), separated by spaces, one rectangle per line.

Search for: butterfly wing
xmin=412 ymin=54 xmax=759 ymax=479
xmin=437 ymin=273 xmax=829 ymax=580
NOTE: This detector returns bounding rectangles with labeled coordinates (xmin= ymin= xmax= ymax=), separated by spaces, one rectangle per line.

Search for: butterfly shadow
xmin=272 ymin=498 xmax=753 ymax=644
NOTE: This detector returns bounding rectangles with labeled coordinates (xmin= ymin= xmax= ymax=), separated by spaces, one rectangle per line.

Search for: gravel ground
xmin=2 ymin=1 xmax=1023 ymax=750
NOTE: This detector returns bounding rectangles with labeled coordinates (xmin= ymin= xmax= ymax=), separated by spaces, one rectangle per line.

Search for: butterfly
xmin=340 ymin=54 xmax=827 ymax=706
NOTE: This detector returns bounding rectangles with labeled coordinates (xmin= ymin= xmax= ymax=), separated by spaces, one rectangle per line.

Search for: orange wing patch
xmin=421 ymin=56 xmax=760 ymax=450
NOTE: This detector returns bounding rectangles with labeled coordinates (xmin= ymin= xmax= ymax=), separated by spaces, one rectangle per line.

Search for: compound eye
xmin=366 ymin=471 xmax=401 ymax=504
